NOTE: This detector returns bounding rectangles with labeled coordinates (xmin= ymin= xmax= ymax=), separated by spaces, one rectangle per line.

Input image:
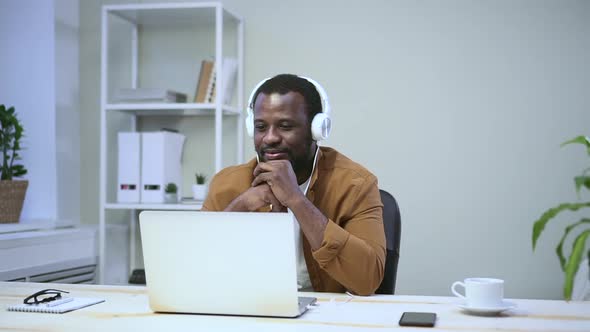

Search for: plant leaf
xmin=561 ymin=135 xmax=590 ymax=148
xmin=574 ymin=176 xmax=590 ymax=195
xmin=574 ymin=175 xmax=590 ymax=193
xmin=564 ymin=229 xmax=590 ymax=300
xmin=555 ymin=219 xmax=590 ymax=271
xmin=12 ymin=164 xmax=27 ymax=176
xmin=561 ymin=135 xmax=590 ymax=156
xmin=533 ymin=202 xmax=590 ymax=250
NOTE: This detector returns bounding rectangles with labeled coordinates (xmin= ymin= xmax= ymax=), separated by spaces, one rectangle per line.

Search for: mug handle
xmin=451 ymin=281 xmax=466 ymax=299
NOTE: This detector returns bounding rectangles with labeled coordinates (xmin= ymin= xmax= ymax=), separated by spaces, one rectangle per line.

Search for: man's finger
xmin=252 ymin=172 xmax=272 ymax=187
xmin=266 ymin=190 xmax=284 ymax=212
xmin=270 ymin=200 xmax=284 ymax=212
xmin=253 ymin=162 xmax=274 ymax=177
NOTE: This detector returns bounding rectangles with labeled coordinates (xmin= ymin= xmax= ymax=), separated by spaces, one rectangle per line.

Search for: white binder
xmin=140 ymin=132 xmax=186 ymax=203
xmin=117 ymin=132 xmax=141 ymax=203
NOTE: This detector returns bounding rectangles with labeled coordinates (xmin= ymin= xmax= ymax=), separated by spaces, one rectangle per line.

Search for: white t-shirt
xmin=294 ymin=178 xmax=313 ymax=291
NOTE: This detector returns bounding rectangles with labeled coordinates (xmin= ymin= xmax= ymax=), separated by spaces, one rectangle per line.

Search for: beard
xmin=257 ymin=139 xmax=316 ymax=183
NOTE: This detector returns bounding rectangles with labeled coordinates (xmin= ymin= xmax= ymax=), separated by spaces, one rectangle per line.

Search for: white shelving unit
xmin=99 ymin=2 xmax=243 ymax=284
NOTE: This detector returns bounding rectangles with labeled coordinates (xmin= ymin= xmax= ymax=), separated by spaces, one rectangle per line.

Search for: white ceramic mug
xmin=451 ymin=278 xmax=504 ymax=308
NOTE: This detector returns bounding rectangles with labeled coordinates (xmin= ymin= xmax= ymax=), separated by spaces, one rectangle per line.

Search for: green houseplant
xmin=192 ymin=172 xmax=208 ymax=201
xmin=0 ymin=104 xmax=28 ymax=223
xmin=195 ymin=173 xmax=207 ymax=185
xmin=164 ymin=182 xmax=178 ymax=203
xmin=532 ymin=135 xmax=590 ymax=300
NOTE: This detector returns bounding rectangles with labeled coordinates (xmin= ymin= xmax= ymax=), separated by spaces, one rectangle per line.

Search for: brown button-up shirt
xmin=202 ymin=147 xmax=386 ymax=295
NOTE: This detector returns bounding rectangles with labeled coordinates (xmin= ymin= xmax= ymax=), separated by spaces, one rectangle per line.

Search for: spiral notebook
xmin=7 ymin=297 xmax=105 ymax=314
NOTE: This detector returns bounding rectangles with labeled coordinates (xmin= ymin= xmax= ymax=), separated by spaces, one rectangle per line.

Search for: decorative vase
xmin=164 ymin=193 xmax=178 ymax=204
xmin=0 ymin=180 xmax=28 ymax=223
xmin=192 ymin=184 xmax=208 ymax=201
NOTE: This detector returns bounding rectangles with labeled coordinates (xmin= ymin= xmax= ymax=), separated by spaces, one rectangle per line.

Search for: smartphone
xmin=398 ymin=312 xmax=437 ymax=327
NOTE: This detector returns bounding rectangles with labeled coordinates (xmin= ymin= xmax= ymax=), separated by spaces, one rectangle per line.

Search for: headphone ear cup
xmin=245 ymin=111 xmax=254 ymax=137
xmin=311 ymin=113 xmax=331 ymax=141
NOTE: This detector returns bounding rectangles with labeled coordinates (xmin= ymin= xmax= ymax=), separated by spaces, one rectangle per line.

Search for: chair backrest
xmin=375 ymin=189 xmax=401 ymax=295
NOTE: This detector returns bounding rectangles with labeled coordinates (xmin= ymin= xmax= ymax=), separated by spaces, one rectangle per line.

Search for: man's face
xmin=253 ymin=91 xmax=316 ymax=179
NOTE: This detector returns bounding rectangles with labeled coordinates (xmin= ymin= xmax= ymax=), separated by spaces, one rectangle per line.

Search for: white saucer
xmin=458 ymin=301 xmax=517 ymax=315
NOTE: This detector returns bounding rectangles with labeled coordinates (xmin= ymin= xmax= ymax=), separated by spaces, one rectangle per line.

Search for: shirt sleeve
xmin=202 ymin=164 xmax=256 ymax=212
xmin=201 ymin=174 xmax=220 ymax=211
xmin=201 ymin=171 xmax=240 ymax=211
xmin=311 ymin=178 xmax=386 ymax=295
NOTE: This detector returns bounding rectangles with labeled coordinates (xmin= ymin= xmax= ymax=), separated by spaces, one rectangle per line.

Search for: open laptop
xmin=138 ymin=210 xmax=317 ymax=317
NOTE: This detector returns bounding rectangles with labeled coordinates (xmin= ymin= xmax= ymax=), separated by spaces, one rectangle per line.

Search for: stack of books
xmin=194 ymin=57 xmax=238 ymax=104
xmin=114 ymin=88 xmax=188 ymax=103
xmin=194 ymin=60 xmax=215 ymax=103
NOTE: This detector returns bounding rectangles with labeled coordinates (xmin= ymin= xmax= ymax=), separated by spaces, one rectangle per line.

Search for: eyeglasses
xmin=23 ymin=289 xmax=69 ymax=305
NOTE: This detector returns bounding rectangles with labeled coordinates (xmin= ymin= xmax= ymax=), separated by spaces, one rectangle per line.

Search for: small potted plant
xmin=0 ymin=104 xmax=28 ymax=223
xmin=192 ymin=173 xmax=208 ymax=201
xmin=164 ymin=182 xmax=178 ymax=203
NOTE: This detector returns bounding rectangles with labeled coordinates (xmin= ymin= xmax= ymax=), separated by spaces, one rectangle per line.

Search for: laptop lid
xmin=139 ymin=210 xmax=309 ymax=317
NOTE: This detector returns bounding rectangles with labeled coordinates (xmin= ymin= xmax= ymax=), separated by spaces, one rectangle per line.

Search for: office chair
xmin=375 ymin=189 xmax=401 ymax=295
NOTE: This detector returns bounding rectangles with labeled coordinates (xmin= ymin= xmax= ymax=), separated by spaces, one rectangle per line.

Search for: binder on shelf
xmin=117 ymin=132 xmax=141 ymax=203
xmin=140 ymin=131 xmax=186 ymax=204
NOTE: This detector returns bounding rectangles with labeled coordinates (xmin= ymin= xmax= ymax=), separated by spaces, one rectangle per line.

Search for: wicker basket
xmin=0 ymin=180 xmax=28 ymax=223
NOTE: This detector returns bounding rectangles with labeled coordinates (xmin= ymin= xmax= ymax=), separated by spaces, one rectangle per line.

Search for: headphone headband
xmin=245 ymin=75 xmax=332 ymax=140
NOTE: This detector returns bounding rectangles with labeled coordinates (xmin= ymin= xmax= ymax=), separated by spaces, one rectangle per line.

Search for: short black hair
xmin=251 ymin=74 xmax=322 ymax=121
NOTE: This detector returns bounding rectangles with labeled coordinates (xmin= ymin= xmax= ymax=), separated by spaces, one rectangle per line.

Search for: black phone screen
xmin=398 ymin=312 xmax=437 ymax=327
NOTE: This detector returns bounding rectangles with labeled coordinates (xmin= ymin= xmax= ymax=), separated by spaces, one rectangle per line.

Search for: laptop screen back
xmin=139 ymin=211 xmax=301 ymax=317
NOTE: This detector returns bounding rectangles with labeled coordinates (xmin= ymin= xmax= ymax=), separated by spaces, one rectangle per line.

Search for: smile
xmin=263 ymin=150 xmax=288 ymax=160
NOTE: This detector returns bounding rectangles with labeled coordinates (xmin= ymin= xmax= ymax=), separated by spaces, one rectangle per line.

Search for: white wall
xmin=0 ymin=0 xmax=80 ymax=225
xmin=80 ymin=0 xmax=590 ymax=299
xmin=0 ymin=0 xmax=57 ymax=221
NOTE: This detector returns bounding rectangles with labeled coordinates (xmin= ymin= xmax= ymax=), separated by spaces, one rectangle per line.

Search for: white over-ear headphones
xmin=245 ymin=75 xmax=332 ymax=141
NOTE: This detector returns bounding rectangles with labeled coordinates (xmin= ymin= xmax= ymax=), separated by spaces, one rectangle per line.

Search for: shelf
xmin=105 ymin=103 xmax=240 ymax=116
xmin=105 ymin=203 xmax=202 ymax=210
xmin=104 ymin=3 xmax=241 ymax=28
xmin=0 ymin=220 xmax=75 ymax=235
xmin=99 ymin=1 xmax=243 ymax=284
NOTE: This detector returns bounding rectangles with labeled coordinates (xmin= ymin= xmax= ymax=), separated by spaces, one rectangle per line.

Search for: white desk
xmin=1 ymin=282 xmax=589 ymax=331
